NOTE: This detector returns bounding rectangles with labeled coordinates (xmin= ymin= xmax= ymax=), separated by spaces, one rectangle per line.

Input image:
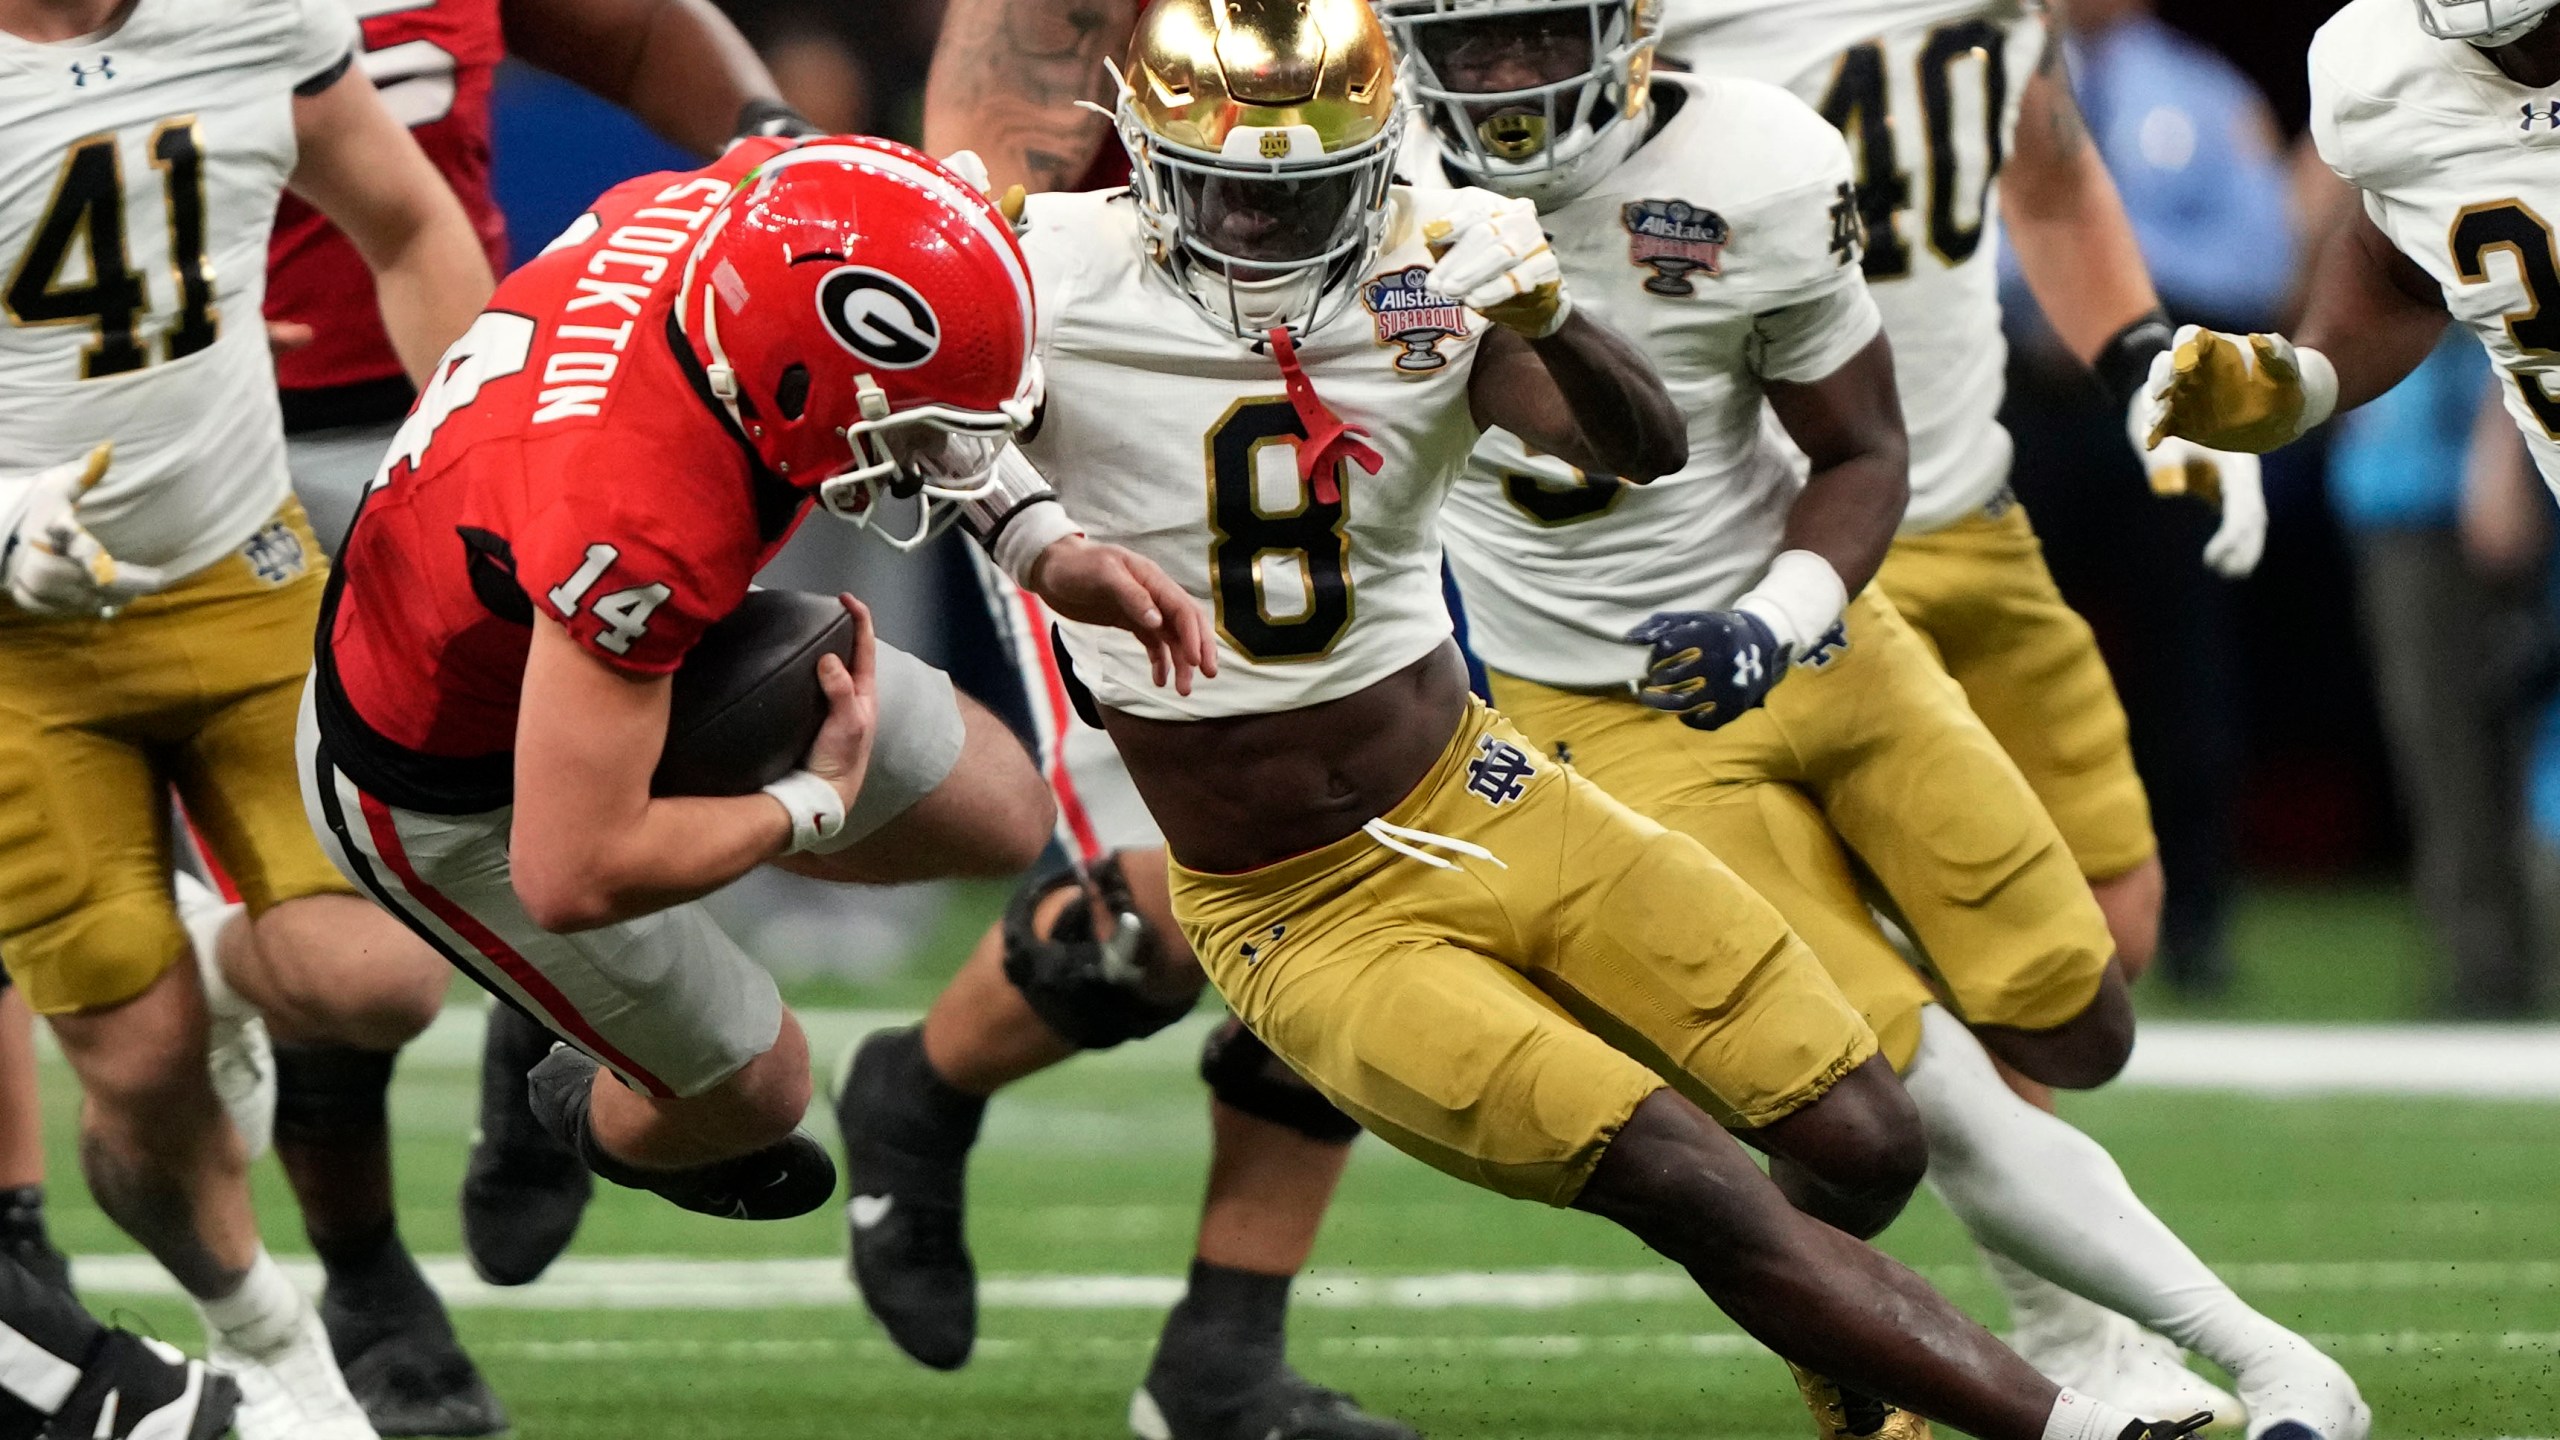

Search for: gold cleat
xmin=1788 ymin=1363 xmax=1934 ymax=1440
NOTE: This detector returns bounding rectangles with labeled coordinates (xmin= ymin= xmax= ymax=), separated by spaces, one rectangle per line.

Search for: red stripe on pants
xmin=354 ymin=791 xmax=673 ymax=1097
xmin=1016 ymin=589 xmax=1104 ymax=866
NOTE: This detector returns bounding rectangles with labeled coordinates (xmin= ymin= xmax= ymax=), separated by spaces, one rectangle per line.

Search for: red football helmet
xmin=675 ymin=137 xmax=1040 ymax=548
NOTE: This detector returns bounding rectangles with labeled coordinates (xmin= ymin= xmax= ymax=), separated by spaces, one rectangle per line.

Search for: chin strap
xmin=1266 ymin=326 xmax=1381 ymax=506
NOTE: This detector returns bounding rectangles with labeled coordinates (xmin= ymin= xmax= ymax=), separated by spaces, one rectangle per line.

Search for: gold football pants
xmin=1174 ymin=701 xmax=1876 ymax=1206
xmin=1874 ymin=501 xmax=2158 ymax=882
xmin=0 ymin=499 xmax=353 ymax=1013
xmin=1490 ymin=589 xmax=2114 ymax=1072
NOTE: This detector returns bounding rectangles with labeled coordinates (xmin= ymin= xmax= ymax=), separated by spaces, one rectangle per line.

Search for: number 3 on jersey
xmin=2451 ymin=200 xmax=2560 ymax=436
xmin=5 ymin=120 xmax=217 ymax=378
xmin=1206 ymin=397 xmax=1353 ymax=663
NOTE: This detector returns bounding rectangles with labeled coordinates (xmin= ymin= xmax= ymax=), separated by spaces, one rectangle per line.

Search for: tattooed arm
xmin=1997 ymin=22 xmax=2162 ymax=363
xmin=921 ymin=0 xmax=1138 ymax=194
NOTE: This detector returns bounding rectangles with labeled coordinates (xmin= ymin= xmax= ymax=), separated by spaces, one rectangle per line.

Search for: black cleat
xmin=836 ymin=1026 xmax=984 ymax=1371
xmin=47 ymin=1331 xmax=240 ymax=1440
xmin=527 ymin=1046 xmax=835 ymax=1221
xmin=1129 ymin=1363 xmax=1422 ymax=1440
xmin=1 ymin=1187 xmax=74 ymax=1298
xmin=462 ymin=1005 xmax=592 ymax=1286
xmin=322 ymin=1246 xmax=509 ymax=1437
xmin=3 ymin=1232 xmax=73 ymax=1300
xmin=2117 ymin=1416 xmax=2219 ymax=1440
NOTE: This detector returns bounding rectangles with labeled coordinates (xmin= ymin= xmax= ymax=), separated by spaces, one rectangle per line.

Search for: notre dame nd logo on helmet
xmin=1362 ymin=266 xmax=1469 ymax=373
xmin=1622 ymin=199 xmax=1728 ymax=296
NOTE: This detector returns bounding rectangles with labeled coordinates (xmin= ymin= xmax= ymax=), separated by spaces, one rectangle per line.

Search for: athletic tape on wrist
xmin=2295 ymin=346 xmax=2340 ymax=436
xmin=762 ymin=769 xmax=847 ymax=855
xmin=996 ymin=501 xmax=1082 ymax=588
xmin=1733 ymin=549 xmax=1848 ymax=655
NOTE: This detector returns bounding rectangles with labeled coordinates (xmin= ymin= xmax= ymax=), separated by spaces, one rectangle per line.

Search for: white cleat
xmin=174 ymin=871 xmax=272 ymax=1160
xmin=208 ymin=1288 xmax=380 ymax=1440
xmin=2013 ymin=1288 xmax=2245 ymax=1431
xmin=2234 ymin=1336 xmax=2372 ymax=1440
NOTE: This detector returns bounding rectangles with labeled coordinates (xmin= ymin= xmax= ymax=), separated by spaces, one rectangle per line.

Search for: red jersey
xmin=267 ymin=0 xmax=509 ymax=419
xmin=315 ymin=142 xmax=811 ymax=814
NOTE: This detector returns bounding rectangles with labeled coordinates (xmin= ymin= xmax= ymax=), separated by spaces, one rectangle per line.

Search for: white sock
xmin=1983 ymin=1246 xmax=2119 ymax=1350
xmin=2043 ymin=1386 xmax=2141 ymax=1440
xmin=1903 ymin=1007 xmax=2310 ymax=1381
xmin=192 ymin=1249 xmax=302 ymax=1356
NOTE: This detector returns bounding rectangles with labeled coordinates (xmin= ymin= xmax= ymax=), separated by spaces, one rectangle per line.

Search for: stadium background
xmin=46 ymin=3 xmax=2560 ymax=1437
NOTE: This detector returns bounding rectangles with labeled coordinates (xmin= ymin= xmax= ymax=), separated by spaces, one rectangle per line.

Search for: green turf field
xmin=37 ymin=976 xmax=2560 ymax=1440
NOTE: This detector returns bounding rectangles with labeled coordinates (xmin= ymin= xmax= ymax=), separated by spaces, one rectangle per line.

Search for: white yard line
xmin=465 ymin=1329 xmax=2557 ymax=1363
xmin=61 ymin=1257 xmax=2560 ymax=1310
xmin=359 ymin=1008 xmax=2560 ymax=1099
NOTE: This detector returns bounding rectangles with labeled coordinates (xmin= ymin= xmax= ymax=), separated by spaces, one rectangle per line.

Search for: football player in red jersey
xmin=247 ymin=2 xmax=810 ymax=1429
xmin=299 ymin=135 xmax=1209 ymax=1255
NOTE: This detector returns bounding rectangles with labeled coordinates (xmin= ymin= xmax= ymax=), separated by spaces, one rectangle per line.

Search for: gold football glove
xmin=2141 ymin=325 xmax=2338 ymax=455
xmin=936 ymin=149 xmax=1029 ymax=234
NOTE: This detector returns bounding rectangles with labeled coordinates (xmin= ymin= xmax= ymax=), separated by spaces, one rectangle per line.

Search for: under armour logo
xmin=1239 ymin=923 xmax=1287 ymax=966
xmin=1551 ymin=741 xmax=1574 ymax=767
xmin=1796 ymin=622 xmax=1850 ymax=670
xmin=1730 ymin=646 xmax=1767 ymax=688
xmin=67 ymin=56 xmax=113 ymax=86
xmin=1464 ymin=737 xmax=1536 ymax=807
xmin=2525 ymin=101 xmax=2560 ymax=131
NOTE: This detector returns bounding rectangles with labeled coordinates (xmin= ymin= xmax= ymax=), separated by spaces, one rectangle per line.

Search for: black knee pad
xmin=1001 ymin=857 xmax=1196 ymax=1050
xmin=1197 ymin=1018 xmax=1361 ymax=1146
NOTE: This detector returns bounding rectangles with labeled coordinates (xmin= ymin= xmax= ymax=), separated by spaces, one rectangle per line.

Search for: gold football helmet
xmin=1379 ymin=0 xmax=1660 ymax=208
xmin=1113 ymin=0 xmax=1405 ymax=335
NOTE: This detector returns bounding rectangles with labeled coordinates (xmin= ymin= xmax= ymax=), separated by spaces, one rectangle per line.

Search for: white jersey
xmin=1662 ymin=0 xmax=2046 ymax=532
xmin=2312 ymin=0 xmax=2560 ymax=492
xmin=1416 ymin=75 xmax=1883 ymax=690
xmin=1016 ymin=187 xmax=1491 ymax=720
xmin=0 ymin=0 xmax=354 ymax=581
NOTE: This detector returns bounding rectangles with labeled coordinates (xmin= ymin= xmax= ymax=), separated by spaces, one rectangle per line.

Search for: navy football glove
xmin=1626 ymin=609 xmax=1787 ymax=731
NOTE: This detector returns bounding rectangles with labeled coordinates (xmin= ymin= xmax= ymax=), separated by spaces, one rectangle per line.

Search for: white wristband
xmin=761 ymin=769 xmax=847 ymax=855
xmin=996 ymin=500 xmax=1082 ymax=588
xmin=2295 ymin=345 xmax=2340 ymax=436
xmin=1733 ymin=549 xmax=1848 ymax=655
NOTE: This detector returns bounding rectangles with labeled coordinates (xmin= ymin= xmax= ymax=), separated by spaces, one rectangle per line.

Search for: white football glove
xmin=937 ymin=148 xmax=1026 ymax=233
xmin=2126 ymin=392 xmax=2267 ymax=579
xmin=1422 ymin=194 xmax=1572 ymax=339
xmin=1 ymin=444 xmax=169 ymax=618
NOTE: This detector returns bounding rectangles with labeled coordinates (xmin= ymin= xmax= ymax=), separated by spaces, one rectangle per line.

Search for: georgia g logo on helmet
xmin=816 ymin=266 xmax=940 ymax=370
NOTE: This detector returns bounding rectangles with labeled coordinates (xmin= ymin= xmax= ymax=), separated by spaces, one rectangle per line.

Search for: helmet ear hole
xmin=775 ymin=363 xmax=812 ymax=421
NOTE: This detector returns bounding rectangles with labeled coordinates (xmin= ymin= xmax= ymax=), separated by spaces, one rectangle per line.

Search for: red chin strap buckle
xmin=1268 ymin=326 xmax=1382 ymax=506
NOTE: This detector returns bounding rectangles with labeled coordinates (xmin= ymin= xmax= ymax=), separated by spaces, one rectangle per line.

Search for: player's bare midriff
xmin=1102 ymin=642 xmax=1472 ymax=874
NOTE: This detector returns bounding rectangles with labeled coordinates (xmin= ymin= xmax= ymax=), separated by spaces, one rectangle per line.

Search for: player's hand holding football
xmin=1027 ymin=536 xmax=1217 ymax=696
xmin=1423 ymin=193 xmax=1571 ymax=339
xmin=804 ymin=594 xmax=881 ymax=814
xmin=2125 ymin=394 xmax=2269 ymax=578
xmin=1 ymin=444 xmax=169 ymax=619
xmin=2141 ymin=324 xmax=2338 ymax=456
xmin=1626 ymin=609 xmax=1787 ymax=732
